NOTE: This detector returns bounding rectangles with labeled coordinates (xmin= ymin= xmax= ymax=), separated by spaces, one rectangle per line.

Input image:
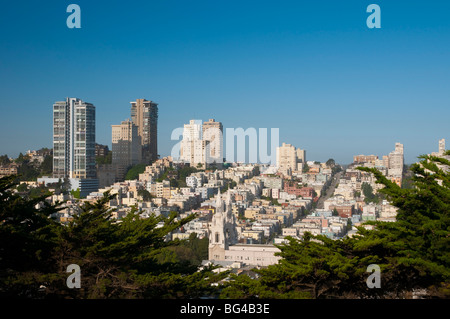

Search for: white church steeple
xmin=208 ymin=189 xmax=238 ymax=261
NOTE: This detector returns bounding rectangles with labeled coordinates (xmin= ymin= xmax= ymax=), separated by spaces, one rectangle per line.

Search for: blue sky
xmin=0 ymin=0 xmax=449 ymax=164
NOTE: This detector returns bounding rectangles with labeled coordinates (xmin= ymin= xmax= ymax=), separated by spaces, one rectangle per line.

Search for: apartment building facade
xmin=130 ymin=98 xmax=158 ymax=163
xmin=53 ymin=97 xmax=96 ymax=180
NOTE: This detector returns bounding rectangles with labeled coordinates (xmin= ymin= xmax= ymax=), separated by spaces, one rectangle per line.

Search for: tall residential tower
xmin=203 ymin=119 xmax=223 ymax=165
xmin=179 ymin=119 xmax=223 ymax=168
xmin=276 ymin=142 xmax=306 ymax=176
xmin=130 ymin=98 xmax=158 ymax=163
xmin=180 ymin=120 xmax=204 ymax=167
xmin=51 ymin=97 xmax=98 ymax=197
xmin=111 ymin=119 xmax=142 ymax=168
xmin=53 ymin=97 xmax=96 ymax=179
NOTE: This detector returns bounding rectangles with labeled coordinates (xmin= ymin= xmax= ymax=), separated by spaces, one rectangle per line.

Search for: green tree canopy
xmin=326 ymin=158 xmax=335 ymax=167
xmin=95 ymin=151 xmax=112 ymax=165
xmin=0 ymin=155 xmax=10 ymax=165
xmin=361 ymin=182 xmax=379 ymax=203
xmin=0 ymin=175 xmax=227 ymax=298
xmin=302 ymin=163 xmax=310 ymax=173
xmin=70 ymin=188 xmax=81 ymax=199
xmin=40 ymin=155 xmax=53 ymax=176
xmin=0 ymin=175 xmax=61 ymax=297
xmin=125 ymin=163 xmax=147 ymax=180
xmin=137 ymin=188 xmax=152 ymax=202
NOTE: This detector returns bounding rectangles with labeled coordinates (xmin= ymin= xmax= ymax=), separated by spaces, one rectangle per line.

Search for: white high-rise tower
xmin=53 ymin=97 xmax=96 ymax=179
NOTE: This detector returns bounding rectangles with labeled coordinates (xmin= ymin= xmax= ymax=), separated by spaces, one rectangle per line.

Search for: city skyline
xmin=1 ymin=1 xmax=449 ymax=304
xmin=1 ymin=1 xmax=450 ymax=163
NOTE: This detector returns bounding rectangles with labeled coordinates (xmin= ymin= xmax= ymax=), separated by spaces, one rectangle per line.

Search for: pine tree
xmin=0 ymin=175 xmax=61 ymax=297
xmin=1 ymin=176 xmax=227 ymax=298
xmin=356 ymin=152 xmax=450 ymax=297
xmin=46 ymin=192 xmax=227 ymax=298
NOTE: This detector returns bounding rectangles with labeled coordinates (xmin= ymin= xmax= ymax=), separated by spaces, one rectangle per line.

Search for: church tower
xmin=208 ymin=191 xmax=238 ymax=261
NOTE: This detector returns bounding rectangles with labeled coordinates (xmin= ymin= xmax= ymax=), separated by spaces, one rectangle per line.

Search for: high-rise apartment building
xmin=276 ymin=142 xmax=306 ymax=176
xmin=296 ymin=148 xmax=306 ymax=164
xmin=111 ymin=119 xmax=142 ymax=168
xmin=277 ymin=143 xmax=297 ymax=173
xmin=182 ymin=119 xmax=202 ymax=141
xmin=395 ymin=142 xmax=404 ymax=154
xmin=382 ymin=155 xmax=390 ymax=168
xmin=202 ymin=119 xmax=223 ymax=165
xmin=179 ymin=119 xmax=224 ymax=168
xmin=180 ymin=120 xmax=205 ymax=167
xmin=130 ymin=98 xmax=158 ymax=163
xmin=51 ymin=97 xmax=98 ymax=197
xmin=388 ymin=142 xmax=404 ymax=178
xmin=53 ymin=97 xmax=96 ymax=179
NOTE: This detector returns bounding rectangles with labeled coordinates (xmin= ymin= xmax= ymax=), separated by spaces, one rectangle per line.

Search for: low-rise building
xmin=282 ymin=227 xmax=298 ymax=237
xmin=0 ymin=163 xmax=19 ymax=177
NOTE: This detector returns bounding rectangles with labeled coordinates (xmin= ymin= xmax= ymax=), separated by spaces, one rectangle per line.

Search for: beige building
xmin=431 ymin=138 xmax=447 ymax=157
xmin=353 ymin=155 xmax=378 ymax=164
xmin=130 ymin=98 xmax=158 ymax=163
xmin=429 ymin=138 xmax=449 ymax=174
xmin=244 ymin=206 xmax=264 ymax=219
xmin=0 ymin=163 xmax=18 ymax=178
xmin=282 ymin=227 xmax=298 ymax=237
xmin=241 ymin=230 xmax=264 ymax=243
xmin=296 ymin=148 xmax=306 ymax=164
xmin=276 ymin=142 xmax=306 ymax=176
xmin=202 ymin=119 xmax=223 ymax=165
xmin=138 ymin=156 xmax=173 ymax=182
xmin=149 ymin=180 xmax=172 ymax=199
xmin=439 ymin=138 xmax=446 ymax=155
xmin=380 ymin=201 xmax=398 ymax=219
xmin=112 ymin=120 xmax=142 ymax=168
xmin=388 ymin=142 xmax=404 ymax=177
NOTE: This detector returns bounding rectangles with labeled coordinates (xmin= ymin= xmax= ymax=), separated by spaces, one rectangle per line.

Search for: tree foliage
xmin=178 ymin=166 xmax=198 ymax=183
xmin=125 ymin=163 xmax=147 ymax=180
xmin=0 ymin=175 xmax=61 ymax=297
xmin=326 ymin=158 xmax=335 ymax=167
xmin=1 ymin=152 xmax=53 ymax=182
xmin=361 ymin=182 xmax=380 ymax=204
xmin=40 ymin=155 xmax=53 ymax=175
xmin=95 ymin=151 xmax=112 ymax=165
xmin=157 ymin=233 xmax=209 ymax=267
xmin=137 ymin=188 xmax=152 ymax=202
xmin=302 ymin=163 xmax=310 ymax=173
xmin=0 ymin=154 xmax=11 ymax=165
xmin=0 ymin=175 xmax=226 ymax=298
